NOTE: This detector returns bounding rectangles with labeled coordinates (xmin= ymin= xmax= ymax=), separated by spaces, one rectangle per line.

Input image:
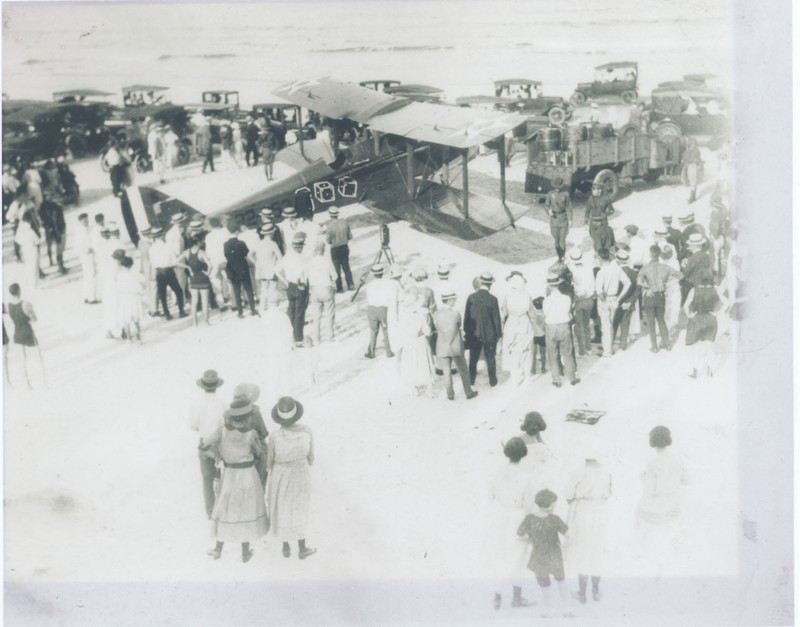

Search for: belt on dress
xmin=224 ymin=460 xmax=255 ymax=469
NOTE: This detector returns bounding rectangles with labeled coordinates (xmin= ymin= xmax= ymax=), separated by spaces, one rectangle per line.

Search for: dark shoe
xmin=570 ymin=378 xmax=581 ymax=386
xmin=207 ymin=548 xmax=222 ymax=560
xmin=650 ymin=347 xmax=659 ymax=353
xmin=282 ymin=544 xmax=291 ymax=558
xmin=434 ymin=368 xmax=444 ymax=376
xmin=447 ymin=394 xmax=455 ymax=401
xmin=386 ymin=351 xmax=395 ymax=358
xmin=466 ymin=390 xmax=478 ymax=400
xmin=165 ymin=313 xmax=174 ymax=320
xmin=489 ymin=380 xmax=498 ymax=387
xmin=251 ymin=311 xmax=261 ymax=318
xmin=237 ymin=313 xmax=244 ymax=319
xmin=179 ymin=312 xmax=189 ymax=319
xmin=572 ymin=591 xmax=587 ymax=604
xmin=689 ymin=369 xmax=698 ymax=379
xmin=298 ymin=547 xmax=317 ymax=560
xmin=511 ymin=597 xmax=532 ymax=608
xmin=552 ymin=382 xmax=562 ymax=388
xmin=364 ymin=352 xmax=375 ymax=359
xmin=242 ymin=548 xmax=254 ymax=563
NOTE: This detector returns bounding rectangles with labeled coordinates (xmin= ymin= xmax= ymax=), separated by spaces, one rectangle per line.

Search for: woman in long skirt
xmin=201 ymin=397 xmax=269 ymax=562
xmin=683 ymin=269 xmax=721 ymax=378
xmin=397 ymin=292 xmax=435 ymax=396
xmin=501 ymin=272 xmax=534 ymax=386
xmin=267 ymin=396 xmax=317 ymax=560
xmin=659 ymin=244 xmax=682 ymax=333
xmin=115 ymin=256 xmax=144 ymax=343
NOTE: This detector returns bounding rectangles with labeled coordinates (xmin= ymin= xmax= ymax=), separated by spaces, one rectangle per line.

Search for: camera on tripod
xmin=380 ymin=223 xmax=390 ymax=247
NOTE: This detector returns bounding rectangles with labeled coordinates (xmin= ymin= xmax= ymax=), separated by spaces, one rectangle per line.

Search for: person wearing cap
xmin=661 ymin=215 xmax=685 ymax=261
xmin=638 ymin=245 xmax=682 ymax=353
xmin=201 ymin=397 xmax=270 ymax=563
xmin=325 ymin=206 xmax=354 ymax=292
xmin=544 ymin=177 xmax=572 ymax=261
xmin=251 ymin=222 xmax=283 ymax=311
xmin=306 ymin=239 xmax=337 ymax=344
xmin=566 ymin=248 xmax=595 ymax=356
xmin=266 ymin=396 xmax=317 ymax=560
xmin=166 ymin=213 xmax=188 ymax=295
xmin=176 ymin=236 xmax=213 ymax=326
xmin=610 ymin=249 xmax=639 ymax=351
xmin=501 ymin=271 xmax=535 ymax=387
xmin=679 ymin=233 xmax=712 ymax=306
xmin=147 ymin=227 xmax=187 ymax=320
xmin=584 ymin=184 xmax=615 ymax=251
xmin=260 ymin=209 xmax=286 ymax=256
xmin=683 ymin=268 xmax=722 ymax=378
xmin=433 ymin=290 xmax=478 ymax=401
xmin=593 ymin=248 xmax=631 ymax=357
xmin=279 ymin=205 xmax=302 ymax=249
xmin=464 ymin=272 xmax=502 ymax=387
xmin=486 ymin=437 xmax=532 ymax=610
xmin=681 ymin=137 xmax=703 ymax=204
xmin=189 ymin=370 xmax=227 ymax=521
xmin=224 ymin=220 xmax=258 ymax=319
xmin=75 ymin=213 xmax=99 ymax=304
xmin=205 ymin=217 xmax=231 ymax=310
xmin=565 ymin=444 xmax=612 ymax=605
xmin=636 ymin=426 xmax=689 ymax=563
xmin=363 ymin=263 xmax=395 ymax=358
xmin=431 ymin=264 xmax=454 ymax=307
xmin=276 ymin=231 xmax=310 ymax=344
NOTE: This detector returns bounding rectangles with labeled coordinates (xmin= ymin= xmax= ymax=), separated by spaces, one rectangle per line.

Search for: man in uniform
xmin=682 ymin=137 xmax=703 ymax=203
xmin=325 ymin=206 xmax=354 ymax=292
xmin=680 ymin=233 xmax=712 ymax=305
xmin=464 ymin=272 xmax=502 ymax=387
xmin=584 ymin=183 xmax=615 ymax=252
xmin=544 ymin=176 xmax=572 ymax=261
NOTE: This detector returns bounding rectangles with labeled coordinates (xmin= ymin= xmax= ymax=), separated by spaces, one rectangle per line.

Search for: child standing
xmin=531 ymin=297 xmax=546 ymax=374
xmin=517 ymin=489 xmax=570 ymax=617
xmin=6 ymin=282 xmax=45 ymax=388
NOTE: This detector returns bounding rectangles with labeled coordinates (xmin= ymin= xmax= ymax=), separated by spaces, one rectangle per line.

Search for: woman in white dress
xmin=397 ymin=292 xmax=435 ymax=396
xmin=115 ymin=256 xmax=144 ymax=343
xmin=501 ymin=272 xmax=534 ymax=386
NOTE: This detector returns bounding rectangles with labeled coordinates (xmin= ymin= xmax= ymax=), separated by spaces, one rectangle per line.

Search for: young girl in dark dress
xmin=177 ymin=237 xmax=213 ymax=327
xmin=517 ymin=488 xmax=570 ymax=617
xmin=6 ymin=283 xmax=45 ymax=388
xmin=683 ymin=269 xmax=721 ymax=378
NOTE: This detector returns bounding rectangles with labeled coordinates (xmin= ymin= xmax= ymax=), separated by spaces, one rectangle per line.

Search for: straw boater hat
xmin=259 ymin=223 xmax=276 ymax=235
xmin=170 ymin=212 xmax=186 ymax=224
xmin=568 ymin=248 xmax=583 ymax=261
xmin=678 ymin=211 xmax=695 ymax=224
xmin=292 ymin=232 xmax=307 ymax=248
xmin=436 ymin=265 xmax=450 ymax=280
xmin=260 ymin=207 xmax=274 ymax=218
xmin=225 ymin=397 xmax=254 ymax=424
xmin=479 ymin=271 xmax=494 ymax=285
xmin=371 ymin=263 xmax=385 ymax=276
xmin=189 ymin=219 xmax=204 ymax=231
xmin=653 ymin=227 xmax=668 ymax=237
xmin=546 ymin=271 xmax=561 ymax=286
xmin=147 ymin=226 xmax=164 ymax=237
xmin=686 ymin=233 xmax=706 ymax=248
xmin=615 ymin=249 xmax=630 ymax=262
xmin=196 ymin=369 xmax=224 ymax=390
xmin=107 ymin=220 xmax=120 ymax=233
xmin=662 ymin=214 xmax=673 ymax=224
xmin=440 ymin=289 xmax=456 ymax=302
xmin=389 ymin=264 xmax=403 ymax=279
xmin=283 ymin=206 xmax=298 ymax=218
xmin=271 ymin=396 xmax=304 ymax=427
xmin=328 ymin=206 xmax=340 ymax=217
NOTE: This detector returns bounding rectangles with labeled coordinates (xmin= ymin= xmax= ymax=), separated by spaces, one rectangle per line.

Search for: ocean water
xmin=2 ymin=0 xmax=733 ymax=108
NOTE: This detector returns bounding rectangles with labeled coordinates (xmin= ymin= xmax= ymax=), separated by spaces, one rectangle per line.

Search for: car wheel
xmin=99 ymin=151 xmax=111 ymax=173
xmin=66 ymin=134 xmax=87 ymax=158
xmin=617 ymin=124 xmax=640 ymax=141
xmin=593 ymin=169 xmax=619 ymax=200
xmin=570 ymin=91 xmax=587 ymax=106
xmin=621 ymin=90 xmax=637 ymax=104
xmin=547 ymin=107 xmax=566 ymax=125
xmin=177 ymin=144 xmax=191 ymax=166
xmin=135 ymin=154 xmax=151 ymax=173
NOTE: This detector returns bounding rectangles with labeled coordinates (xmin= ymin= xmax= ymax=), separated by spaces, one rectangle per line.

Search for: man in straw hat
xmin=364 ymin=263 xmax=395 ymax=359
xmin=205 ymin=216 xmax=231 ymax=311
xmin=545 ymin=176 xmax=572 ymax=261
xmin=638 ymin=245 xmax=682 ymax=353
xmin=224 ymin=220 xmax=258 ymax=319
xmin=267 ymin=396 xmax=317 ymax=560
xmin=276 ymin=231 xmax=309 ymax=345
xmin=252 ymin=222 xmax=283 ymax=311
xmin=260 ymin=207 xmax=285 ymax=255
xmin=543 ymin=281 xmax=581 ymax=387
xmin=593 ymin=248 xmax=631 ymax=358
xmin=189 ymin=370 xmax=226 ymax=521
xmin=464 ymin=271 xmax=502 ymax=387
xmin=147 ymin=226 xmax=187 ymax=320
xmin=679 ymin=233 xmax=712 ymax=306
xmin=325 ymin=206 xmax=354 ymax=293
xmin=661 ymin=215 xmax=685 ymax=261
xmin=166 ymin=212 xmax=188 ymax=295
xmin=434 ymin=290 xmax=478 ymax=400
xmin=566 ymin=248 xmax=595 ymax=357
xmin=611 ymin=248 xmax=640 ymax=351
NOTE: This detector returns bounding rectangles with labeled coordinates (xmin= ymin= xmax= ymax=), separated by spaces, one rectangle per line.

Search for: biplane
xmin=120 ymin=78 xmax=529 ymax=242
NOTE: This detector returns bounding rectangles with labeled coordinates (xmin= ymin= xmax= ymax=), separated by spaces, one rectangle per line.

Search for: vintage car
xmin=122 ymin=84 xmax=171 ymax=108
xmin=52 ymin=88 xmax=114 ymax=104
xmin=494 ymin=79 xmax=570 ymax=125
xmin=571 ymin=62 xmax=639 ymax=106
xmin=3 ymin=97 xmax=112 ymax=160
xmin=201 ymin=90 xmax=240 ymax=110
xmin=358 ymin=79 xmax=402 ymax=92
xmin=251 ymin=102 xmax=318 ymax=148
xmin=647 ymin=84 xmax=728 ymax=143
xmin=383 ymin=84 xmax=445 ymax=103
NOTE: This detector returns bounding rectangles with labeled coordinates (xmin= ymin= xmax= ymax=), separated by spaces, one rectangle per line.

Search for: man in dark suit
xmin=224 ymin=221 xmax=258 ymax=318
xmin=464 ymin=271 xmax=502 ymax=387
xmin=434 ymin=291 xmax=478 ymax=401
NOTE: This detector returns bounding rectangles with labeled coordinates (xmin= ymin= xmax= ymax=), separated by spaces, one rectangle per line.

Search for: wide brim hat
xmin=615 ymin=249 xmax=630 ymax=261
xmin=328 ymin=207 xmax=340 ymax=217
xmin=653 ymin=227 xmax=668 ymax=237
xmin=260 ymin=207 xmax=274 ymax=217
xmin=260 ymin=223 xmax=276 ymax=235
xmin=678 ymin=212 xmax=695 ymax=223
xmin=283 ymin=207 xmax=298 ymax=217
xmin=546 ymin=272 xmax=561 ymax=286
xmin=233 ymin=383 xmax=261 ymax=404
xmin=189 ymin=219 xmax=205 ymax=230
xmin=170 ymin=213 xmax=186 ymax=224
xmin=389 ymin=264 xmax=403 ymax=279
xmin=479 ymin=271 xmax=494 ymax=285
xmin=371 ymin=263 xmax=385 ymax=276
xmin=224 ymin=397 xmax=254 ymax=422
xmin=440 ymin=289 xmax=457 ymax=302
xmin=196 ymin=369 xmax=224 ymax=390
xmin=271 ymin=396 xmax=304 ymax=427
xmin=568 ymin=248 xmax=583 ymax=261
xmin=436 ymin=265 xmax=450 ymax=279
xmin=687 ymin=233 xmax=706 ymax=247
xmin=506 ymin=270 xmax=525 ymax=283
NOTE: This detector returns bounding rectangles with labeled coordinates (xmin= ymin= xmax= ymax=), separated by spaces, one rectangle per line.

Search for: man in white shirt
xmin=148 ymin=227 xmax=187 ymax=320
xmin=594 ymin=248 xmax=631 ymax=357
xmin=74 ymin=213 xmax=99 ymax=304
xmin=189 ymin=370 xmax=226 ymax=520
xmin=275 ymin=231 xmax=309 ymax=346
xmin=166 ymin=213 xmax=187 ymax=294
xmin=542 ymin=281 xmax=580 ymax=387
xmin=364 ymin=264 xmax=395 ymax=359
xmin=238 ymin=221 xmax=261 ymax=294
xmin=204 ymin=217 xmax=230 ymax=310
xmin=566 ymin=248 xmax=596 ymax=356
xmin=306 ymin=239 xmax=338 ymax=344
xmin=250 ymin=223 xmax=283 ymax=310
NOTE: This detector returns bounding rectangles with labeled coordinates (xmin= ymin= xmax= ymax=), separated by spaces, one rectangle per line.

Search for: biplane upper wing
xmin=274 ymin=78 xmax=527 ymax=149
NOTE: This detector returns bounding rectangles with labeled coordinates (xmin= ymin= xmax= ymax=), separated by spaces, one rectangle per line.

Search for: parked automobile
xmin=647 ymin=84 xmax=728 ymax=143
xmin=494 ymin=78 xmax=570 ymax=125
xmin=571 ymin=62 xmax=639 ymax=106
